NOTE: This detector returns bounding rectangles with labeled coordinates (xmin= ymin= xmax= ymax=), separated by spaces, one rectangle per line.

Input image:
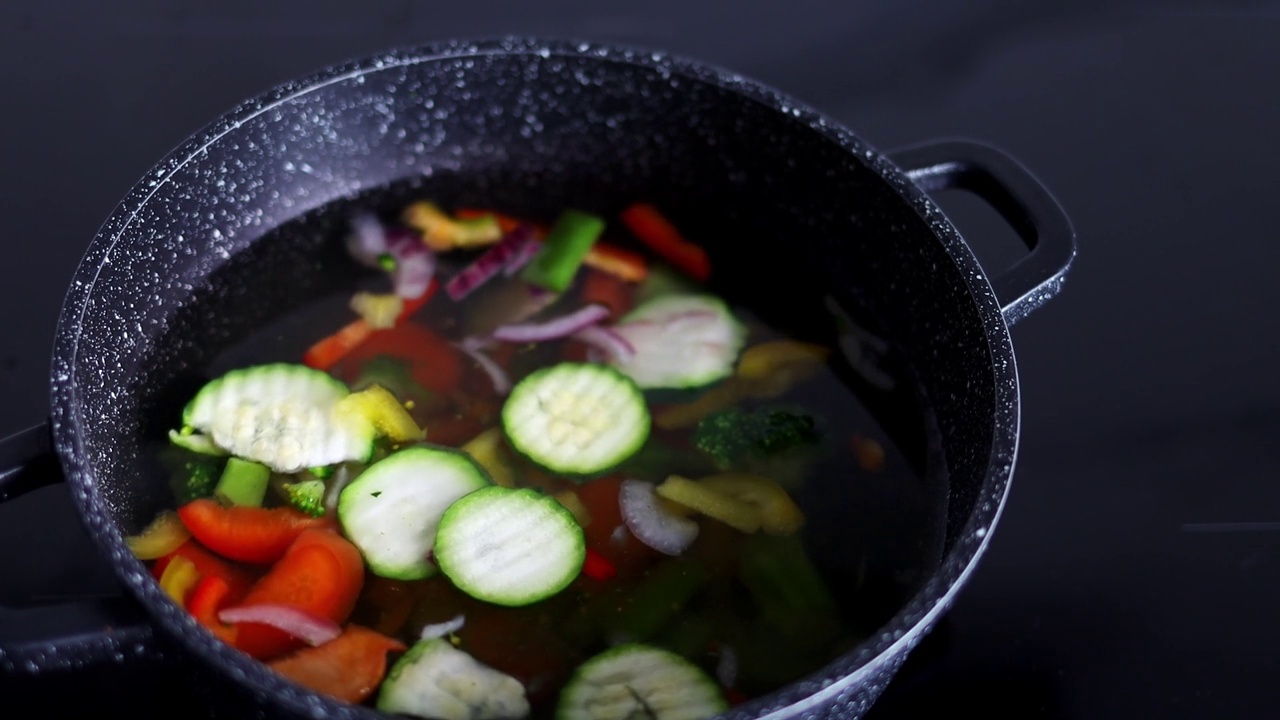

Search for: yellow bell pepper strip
xmin=653 ymin=382 xmax=742 ymax=431
xmin=125 ymin=511 xmax=191 ymax=560
xmin=335 ymin=384 xmax=424 ymax=443
xmin=654 ymin=340 xmax=832 ymax=430
xmin=554 ymin=489 xmax=592 ymax=528
xmin=654 ymin=475 xmax=761 ymax=533
xmin=734 ymin=340 xmax=830 ymax=388
xmin=348 ymin=292 xmax=404 ymax=330
xmin=401 ymin=201 xmax=503 ymax=252
xmin=697 ymin=473 xmax=805 ymax=535
xmin=158 ymin=555 xmax=201 ymax=608
xmin=460 ymin=427 xmax=517 ymax=488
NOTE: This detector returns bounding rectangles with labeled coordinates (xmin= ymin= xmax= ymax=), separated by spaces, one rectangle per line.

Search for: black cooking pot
xmin=0 ymin=38 xmax=1074 ymax=719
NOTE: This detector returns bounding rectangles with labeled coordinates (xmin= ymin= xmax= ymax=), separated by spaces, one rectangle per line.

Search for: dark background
xmin=3 ymin=1 xmax=1280 ymax=718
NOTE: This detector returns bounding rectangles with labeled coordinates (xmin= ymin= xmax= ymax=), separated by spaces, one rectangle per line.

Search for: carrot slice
xmin=268 ymin=625 xmax=406 ymax=703
xmin=454 ymin=208 xmax=525 ymax=235
xmin=579 ymin=268 xmax=634 ymax=319
xmin=233 ymin=529 xmax=365 ymax=661
xmin=584 ymin=243 xmax=648 ymax=283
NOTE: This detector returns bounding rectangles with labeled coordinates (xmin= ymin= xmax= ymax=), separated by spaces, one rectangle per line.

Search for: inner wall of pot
xmin=68 ymin=50 xmax=996 ymax=629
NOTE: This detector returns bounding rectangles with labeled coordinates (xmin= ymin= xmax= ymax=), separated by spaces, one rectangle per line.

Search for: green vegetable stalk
xmin=213 ymin=457 xmax=272 ymax=507
xmin=599 ymin=558 xmax=711 ymax=640
xmin=519 ymin=210 xmax=605 ymax=292
xmin=737 ymin=533 xmax=841 ymax=650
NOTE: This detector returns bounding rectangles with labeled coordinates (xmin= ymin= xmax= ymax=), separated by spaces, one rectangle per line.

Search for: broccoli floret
xmin=160 ymin=448 xmax=224 ymax=504
xmin=283 ymin=479 xmax=327 ymax=517
xmin=691 ymin=407 xmax=821 ymax=471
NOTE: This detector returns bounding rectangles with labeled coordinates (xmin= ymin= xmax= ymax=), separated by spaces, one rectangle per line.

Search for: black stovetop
xmin=3 ymin=2 xmax=1280 ymax=718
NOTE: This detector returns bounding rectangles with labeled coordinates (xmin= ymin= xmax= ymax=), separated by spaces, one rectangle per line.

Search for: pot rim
xmin=49 ymin=36 xmax=1019 ymax=719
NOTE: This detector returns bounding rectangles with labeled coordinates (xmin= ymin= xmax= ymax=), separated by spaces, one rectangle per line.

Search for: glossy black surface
xmin=2 ymin=2 xmax=1279 ymax=718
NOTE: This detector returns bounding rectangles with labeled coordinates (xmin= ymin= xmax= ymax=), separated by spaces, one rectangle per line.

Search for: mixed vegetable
xmin=129 ymin=201 xmax=885 ymax=719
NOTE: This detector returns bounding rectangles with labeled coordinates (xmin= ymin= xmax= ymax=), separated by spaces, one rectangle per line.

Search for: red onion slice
xmin=619 ymin=479 xmax=699 ymax=556
xmin=445 ymin=226 xmax=535 ymax=301
xmin=217 ymin=604 xmax=342 ymax=647
xmin=385 ymin=227 xmax=437 ymax=300
xmin=502 ymin=235 xmax=543 ymax=277
xmin=455 ymin=341 xmax=511 ymax=396
xmin=572 ymin=325 xmax=636 ymax=363
xmin=345 ymin=213 xmax=388 ymax=269
xmin=493 ymin=304 xmax=609 ymax=344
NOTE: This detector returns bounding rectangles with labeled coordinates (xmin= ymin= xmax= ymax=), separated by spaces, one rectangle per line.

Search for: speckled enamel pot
xmin=15 ymin=38 xmax=1074 ymax=718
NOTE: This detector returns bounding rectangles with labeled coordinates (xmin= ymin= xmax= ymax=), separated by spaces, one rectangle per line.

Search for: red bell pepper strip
xmin=302 ymin=280 xmax=437 ymax=371
xmin=188 ymin=575 xmax=239 ymax=645
xmin=268 ymin=625 xmax=406 ymax=704
xmin=581 ymin=547 xmax=617 ymax=581
xmin=233 ymin=528 xmax=365 ymax=661
xmin=329 ymin=319 xmax=462 ymax=396
xmin=619 ymin=203 xmax=711 ymax=282
xmin=152 ymin=539 xmax=256 ymax=604
xmin=176 ymin=499 xmax=329 ymax=565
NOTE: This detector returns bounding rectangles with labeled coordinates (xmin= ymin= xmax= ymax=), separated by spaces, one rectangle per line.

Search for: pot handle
xmin=0 ymin=420 xmax=165 ymax=674
xmin=888 ymin=139 xmax=1077 ymax=325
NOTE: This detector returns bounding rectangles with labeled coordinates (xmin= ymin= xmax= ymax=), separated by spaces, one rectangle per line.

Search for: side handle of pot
xmin=889 ymin=139 xmax=1077 ymax=325
xmin=0 ymin=421 xmax=164 ymax=674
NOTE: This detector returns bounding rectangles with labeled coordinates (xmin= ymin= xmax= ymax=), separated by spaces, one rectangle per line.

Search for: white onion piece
xmin=618 ymin=479 xmax=699 ymax=556
xmin=323 ymin=465 xmax=351 ymax=515
xmin=386 ymin=228 xmax=436 ymax=300
xmin=609 ymin=524 xmax=629 ymax=546
xmin=218 ymin=604 xmax=342 ymax=646
xmin=345 ymin=213 xmax=388 ymax=268
xmin=455 ymin=342 xmax=511 ymax=396
xmin=572 ymin=324 xmax=636 ymax=363
xmin=492 ymin=304 xmax=609 ymax=344
xmin=715 ymin=644 xmax=739 ymax=689
xmin=419 ymin=614 xmax=466 ymax=641
xmin=502 ymin=236 xmax=542 ymax=276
